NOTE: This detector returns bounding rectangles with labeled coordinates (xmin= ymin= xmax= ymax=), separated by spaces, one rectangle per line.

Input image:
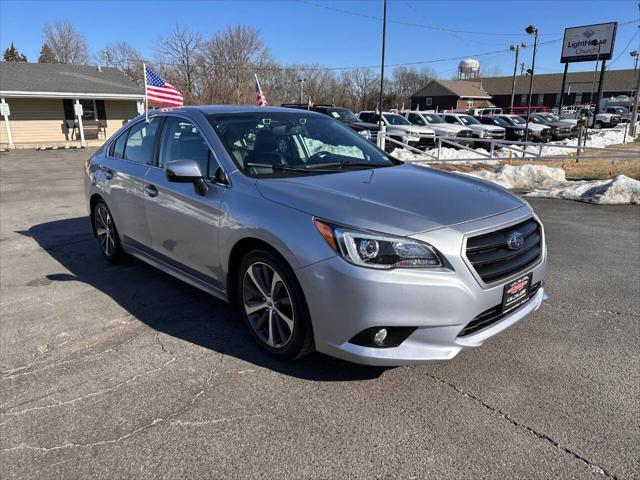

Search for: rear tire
xmin=237 ymin=249 xmax=314 ymax=360
xmin=92 ymin=201 xmax=124 ymax=264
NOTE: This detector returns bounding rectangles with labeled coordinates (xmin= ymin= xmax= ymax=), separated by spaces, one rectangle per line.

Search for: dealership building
xmin=411 ymin=68 xmax=637 ymax=112
xmin=0 ymin=62 xmax=144 ymax=148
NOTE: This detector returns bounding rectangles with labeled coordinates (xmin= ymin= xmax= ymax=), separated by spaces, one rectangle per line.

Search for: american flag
xmin=145 ymin=66 xmax=184 ymax=107
xmin=255 ymin=74 xmax=268 ymax=106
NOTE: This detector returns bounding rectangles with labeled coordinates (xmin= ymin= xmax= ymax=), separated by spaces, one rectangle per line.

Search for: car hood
xmin=428 ymin=123 xmax=467 ymax=134
xmin=256 ymin=164 xmax=525 ymax=236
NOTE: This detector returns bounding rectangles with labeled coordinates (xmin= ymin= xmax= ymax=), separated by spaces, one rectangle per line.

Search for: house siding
xmin=0 ymin=98 xmax=138 ymax=145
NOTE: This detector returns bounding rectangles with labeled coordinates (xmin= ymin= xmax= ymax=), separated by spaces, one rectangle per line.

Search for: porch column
xmin=74 ymin=99 xmax=85 ymax=144
xmin=0 ymin=98 xmax=12 ymax=146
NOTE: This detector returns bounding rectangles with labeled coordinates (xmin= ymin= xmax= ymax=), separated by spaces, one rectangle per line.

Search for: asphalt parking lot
xmin=1 ymin=149 xmax=638 ymax=480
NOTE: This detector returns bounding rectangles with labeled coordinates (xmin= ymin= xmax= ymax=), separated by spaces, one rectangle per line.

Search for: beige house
xmin=0 ymin=62 xmax=144 ymax=148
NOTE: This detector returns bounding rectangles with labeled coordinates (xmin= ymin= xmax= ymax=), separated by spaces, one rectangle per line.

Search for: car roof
xmin=154 ymin=105 xmax=328 ymax=116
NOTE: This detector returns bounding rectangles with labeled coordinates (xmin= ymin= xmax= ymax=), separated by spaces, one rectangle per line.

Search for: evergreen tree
xmin=38 ymin=43 xmax=56 ymax=63
xmin=3 ymin=42 xmax=27 ymax=62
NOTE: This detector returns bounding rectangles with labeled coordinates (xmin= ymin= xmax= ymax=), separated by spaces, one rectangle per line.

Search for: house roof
xmin=0 ymin=62 xmax=144 ymax=99
xmin=464 ymin=68 xmax=636 ymax=96
xmin=412 ymin=79 xmax=492 ymax=99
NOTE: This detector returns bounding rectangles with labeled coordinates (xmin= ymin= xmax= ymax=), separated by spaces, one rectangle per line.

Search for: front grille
xmin=457 ymin=130 xmax=473 ymax=138
xmin=458 ymin=282 xmax=541 ymax=337
xmin=465 ymin=218 xmax=542 ymax=284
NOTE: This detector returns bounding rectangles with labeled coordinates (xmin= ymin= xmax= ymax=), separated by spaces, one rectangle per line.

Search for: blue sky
xmin=1 ymin=0 xmax=638 ymax=77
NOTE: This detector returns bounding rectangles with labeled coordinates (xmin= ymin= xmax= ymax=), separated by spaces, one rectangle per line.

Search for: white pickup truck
xmin=560 ymin=106 xmax=621 ymax=129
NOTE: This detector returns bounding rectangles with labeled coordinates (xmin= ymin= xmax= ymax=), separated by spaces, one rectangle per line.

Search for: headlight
xmin=515 ymin=129 xmax=524 ymax=136
xmin=357 ymin=129 xmax=371 ymax=140
xmin=552 ymin=127 xmax=560 ymax=134
xmin=481 ymin=130 xmax=489 ymax=138
xmin=314 ymin=219 xmax=443 ymax=269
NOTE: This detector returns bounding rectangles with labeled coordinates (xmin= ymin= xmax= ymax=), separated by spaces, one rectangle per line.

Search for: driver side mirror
xmin=165 ymin=159 xmax=209 ymax=196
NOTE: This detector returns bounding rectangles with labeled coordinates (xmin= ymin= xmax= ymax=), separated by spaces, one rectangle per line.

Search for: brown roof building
xmin=411 ymin=68 xmax=637 ymax=111
xmin=411 ymin=79 xmax=493 ymax=111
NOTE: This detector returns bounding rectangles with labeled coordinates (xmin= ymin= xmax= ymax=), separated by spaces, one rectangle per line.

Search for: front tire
xmin=93 ymin=201 xmax=124 ymax=263
xmin=237 ymin=249 xmax=314 ymax=360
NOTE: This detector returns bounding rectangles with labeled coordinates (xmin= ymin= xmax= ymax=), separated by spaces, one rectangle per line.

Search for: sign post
xmin=558 ymin=63 xmax=569 ymax=113
xmin=0 ymin=99 xmax=12 ymax=146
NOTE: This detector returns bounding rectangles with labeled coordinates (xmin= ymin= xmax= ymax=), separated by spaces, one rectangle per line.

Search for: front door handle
xmin=145 ymin=184 xmax=158 ymax=198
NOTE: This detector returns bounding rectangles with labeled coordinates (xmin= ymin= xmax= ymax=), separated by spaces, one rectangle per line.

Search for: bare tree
xmin=389 ymin=66 xmax=436 ymax=108
xmin=202 ymin=25 xmax=271 ymax=104
xmin=155 ymin=25 xmax=202 ymax=103
xmin=42 ymin=20 xmax=89 ymax=65
xmin=98 ymin=41 xmax=143 ymax=80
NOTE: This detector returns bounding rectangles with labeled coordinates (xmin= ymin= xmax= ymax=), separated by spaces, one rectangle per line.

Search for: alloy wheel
xmin=95 ymin=204 xmax=115 ymax=257
xmin=242 ymin=262 xmax=295 ymax=348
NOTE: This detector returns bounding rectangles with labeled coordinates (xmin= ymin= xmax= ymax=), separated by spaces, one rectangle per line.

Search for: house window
xmin=466 ymin=99 xmax=474 ymax=108
xmin=79 ymin=99 xmax=97 ymax=121
xmin=426 ymin=97 xmax=432 ymax=106
xmin=536 ymin=94 xmax=544 ymax=106
xmin=575 ymin=93 xmax=583 ymax=105
xmin=520 ymin=94 xmax=527 ymax=105
xmin=555 ymin=93 xmax=561 ymax=106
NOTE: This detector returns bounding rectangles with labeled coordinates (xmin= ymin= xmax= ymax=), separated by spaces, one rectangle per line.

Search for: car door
xmin=143 ymin=115 xmax=226 ymax=288
xmin=96 ymin=117 xmax=161 ymax=247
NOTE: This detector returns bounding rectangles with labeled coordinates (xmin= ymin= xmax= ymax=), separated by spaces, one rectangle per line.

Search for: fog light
xmin=373 ymin=328 xmax=388 ymax=346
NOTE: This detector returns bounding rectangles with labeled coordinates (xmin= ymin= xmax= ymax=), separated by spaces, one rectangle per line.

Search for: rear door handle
xmin=144 ymin=184 xmax=158 ymax=198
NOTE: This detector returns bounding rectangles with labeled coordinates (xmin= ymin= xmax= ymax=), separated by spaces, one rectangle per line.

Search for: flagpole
xmin=143 ymin=62 xmax=148 ymax=122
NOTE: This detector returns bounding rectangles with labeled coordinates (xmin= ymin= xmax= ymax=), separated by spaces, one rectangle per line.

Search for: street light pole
xmin=523 ymin=25 xmax=538 ymax=143
xmin=509 ymin=43 xmax=525 ymax=114
xmin=298 ymin=78 xmax=306 ymax=104
xmin=630 ymin=50 xmax=640 ymax=137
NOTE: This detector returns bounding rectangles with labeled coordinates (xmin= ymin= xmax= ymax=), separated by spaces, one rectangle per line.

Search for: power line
xmin=608 ymin=28 xmax=640 ymax=66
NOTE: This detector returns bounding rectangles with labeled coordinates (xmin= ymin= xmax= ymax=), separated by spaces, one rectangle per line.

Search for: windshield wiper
xmin=245 ymin=163 xmax=339 ymax=174
xmin=304 ymin=160 xmax=388 ymax=170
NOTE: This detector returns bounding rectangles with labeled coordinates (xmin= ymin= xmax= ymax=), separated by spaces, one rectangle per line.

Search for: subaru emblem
xmin=506 ymin=231 xmax=525 ymax=250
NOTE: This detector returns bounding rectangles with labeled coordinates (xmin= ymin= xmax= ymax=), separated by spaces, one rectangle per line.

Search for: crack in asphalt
xmin=414 ymin=368 xmax=621 ymax=480
xmin=1 ymin=324 xmax=237 ymax=453
xmin=544 ymin=302 xmax=639 ymax=318
xmin=0 ymin=337 xmax=177 ymax=418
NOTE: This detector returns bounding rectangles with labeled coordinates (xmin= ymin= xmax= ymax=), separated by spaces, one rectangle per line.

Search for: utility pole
xmin=590 ymin=44 xmax=601 ymax=106
xmin=631 ymin=54 xmax=640 ymax=136
xmin=558 ymin=62 xmax=569 ymax=113
xmin=524 ymin=25 xmax=538 ymax=144
xmin=297 ymin=78 xmax=306 ymax=104
xmin=509 ymin=43 xmax=525 ymax=114
xmin=377 ymin=0 xmax=387 ymax=148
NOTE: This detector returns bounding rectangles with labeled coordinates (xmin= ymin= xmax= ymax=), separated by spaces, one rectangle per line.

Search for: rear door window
xmin=111 ymin=131 xmax=128 ymax=159
xmin=123 ymin=119 xmax=161 ymax=164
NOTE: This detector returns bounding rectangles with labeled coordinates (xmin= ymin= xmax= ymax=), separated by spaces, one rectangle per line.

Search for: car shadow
xmin=19 ymin=217 xmax=387 ymax=381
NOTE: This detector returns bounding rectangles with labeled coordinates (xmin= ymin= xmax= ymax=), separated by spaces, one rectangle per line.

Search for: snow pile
xmin=461 ymin=164 xmax=640 ymax=205
xmin=526 ymin=175 xmax=640 ymax=205
xmin=464 ymin=164 xmax=567 ymax=189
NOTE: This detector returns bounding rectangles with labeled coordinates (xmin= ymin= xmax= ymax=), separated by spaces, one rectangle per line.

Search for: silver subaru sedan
xmin=84 ymin=106 xmax=547 ymax=366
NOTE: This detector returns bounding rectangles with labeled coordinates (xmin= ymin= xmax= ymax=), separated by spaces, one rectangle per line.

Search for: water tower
xmin=457 ymin=59 xmax=480 ymax=80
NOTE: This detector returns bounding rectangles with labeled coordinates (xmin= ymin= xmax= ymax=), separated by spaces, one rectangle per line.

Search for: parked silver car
xmin=85 ymin=106 xmax=547 ymax=366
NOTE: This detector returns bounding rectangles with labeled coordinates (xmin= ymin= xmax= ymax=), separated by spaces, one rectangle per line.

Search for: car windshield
xmin=509 ymin=116 xmax=526 ymax=125
xmin=610 ymin=107 xmax=629 ymax=114
xmin=423 ymin=114 xmax=444 ymax=124
xmin=327 ymin=108 xmax=360 ymax=123
xmin=383 ymin=113 xmax=412 ymax=125
xmin=457 ymin=115 xmax=480 ymax=125
xmin=208 ymin=112 xmax=395 ymax=178
xmin=479 ymin=117 xmax=502 ymax=126
xmin=529 ymin=116 xmax=547 ymax=124
xmin=546 ymin=114 xmax=562 ymax=121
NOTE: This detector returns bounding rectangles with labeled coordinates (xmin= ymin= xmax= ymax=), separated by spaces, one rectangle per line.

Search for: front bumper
xmin=296 ymin=207 xmax=547 ymax=366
